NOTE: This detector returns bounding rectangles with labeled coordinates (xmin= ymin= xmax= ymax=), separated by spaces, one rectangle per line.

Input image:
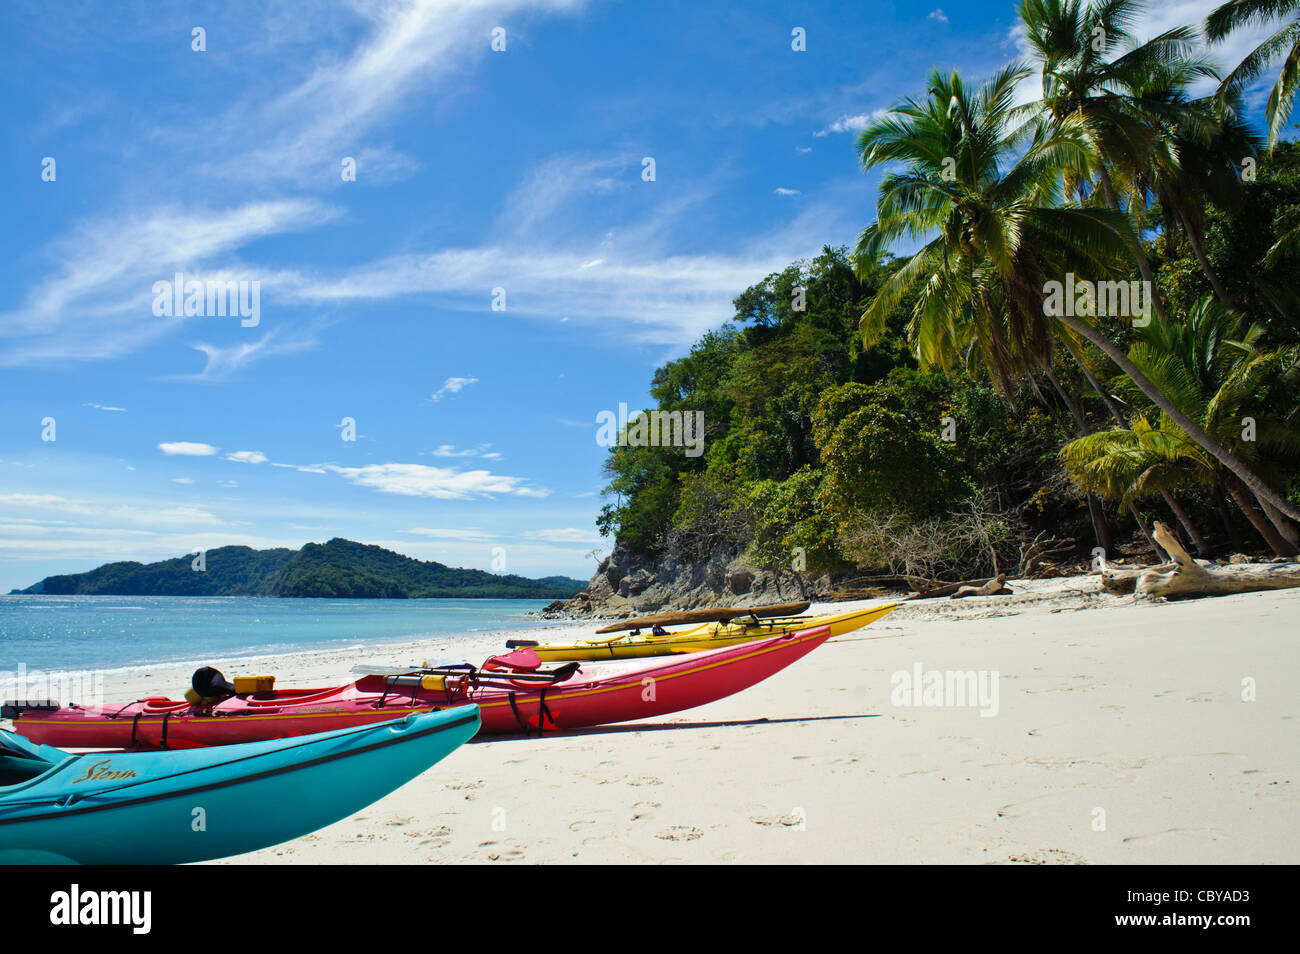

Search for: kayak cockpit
xmin=0 ymin=755 xmax=50 ymax=787
xmin=0 ymin=732 xmax=57 ymax=788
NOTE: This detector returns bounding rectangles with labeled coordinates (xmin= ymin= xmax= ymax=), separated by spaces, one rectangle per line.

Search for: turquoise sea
xmin=0 ymin=595 xmax=552 ymax=675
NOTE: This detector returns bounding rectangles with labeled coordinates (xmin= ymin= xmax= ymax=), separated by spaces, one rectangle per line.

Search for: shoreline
xmin=0 ymin=595 xmax=560 ymax=691
xmin=6 ymin=574 xmax=1294 ymax=863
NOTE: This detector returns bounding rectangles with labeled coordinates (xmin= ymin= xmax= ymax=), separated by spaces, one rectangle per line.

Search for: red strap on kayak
xmin=506 ymin=689 xmax=555 ymax=737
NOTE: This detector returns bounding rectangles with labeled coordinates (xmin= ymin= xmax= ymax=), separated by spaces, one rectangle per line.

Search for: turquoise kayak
xmin=0 ymin=705 xmax=479 ymax=865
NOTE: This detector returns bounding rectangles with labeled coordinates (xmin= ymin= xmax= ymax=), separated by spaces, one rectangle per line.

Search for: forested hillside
xmin=594 ymin=135 xmax=1300 ymax=588
xmin=17 ymin=539 xmax=587 ymax=600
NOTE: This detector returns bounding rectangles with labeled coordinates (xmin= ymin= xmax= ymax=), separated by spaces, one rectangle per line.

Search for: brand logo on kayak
xmin=71 ymin=760 xmax=139 ymax=784
xmin=890 ymin=664 xmax=999 ymax=717
xmin=50 ymin=884 xmax=151 ymax=935
xmin=595 ymin=404 xmax=705 ymax=458
xmin=0 ymin=662 xmax=104 ymax=708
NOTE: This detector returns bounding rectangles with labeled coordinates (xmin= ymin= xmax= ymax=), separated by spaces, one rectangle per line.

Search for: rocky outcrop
xmin=540 ymin=542 xmax=836 ymax=619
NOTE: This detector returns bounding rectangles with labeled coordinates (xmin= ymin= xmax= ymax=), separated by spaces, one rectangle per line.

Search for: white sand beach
xmin=35 ymin=579 xmax=1299 ymax=865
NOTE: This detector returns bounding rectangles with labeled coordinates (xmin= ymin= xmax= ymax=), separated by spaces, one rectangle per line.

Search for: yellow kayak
xmin=516 ymin=603 xmax=898 ymax=661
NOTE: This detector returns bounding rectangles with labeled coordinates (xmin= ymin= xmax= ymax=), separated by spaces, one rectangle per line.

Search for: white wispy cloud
xmin=815 ymin=109 xmax=888 ymax=137
xmin=225 ymin=450 xmax=268 ymax=464
xmin=188 ymin=327 xmax=322 ymax=381
xmin=0 ymin=200 xmax=331 ymax=367
xmin=495 ymin=154 xmax=626 ymax=238
xmin=0 ymin=0 xmax=588 ymax=369
xmin=83 ymin=403 xmax=127 ymax=412
xmin=211 ymin=0 xmax=586 ymax=185
xmin=774 ymin=187 xmax=801 ymax=196
xmin=158 ymin=441 xmax=218 ymax=456
xmin=407 ymin=527 xmax=495 ymax=542
xmin=430 ymin=443 xmax=500 ymax=460
xmin=278 ymin=239 xmax=803 ymax=346
xmin=0 ymin=492 xmax=224 ymax=528
xmin=431 ymin=376 xmax=479 ymax=401
xmin=522 ymin=527 xmax=603 ymax=543
xmin=928 ymin=9 xmax=949 ymax=24
xmin=325 ymin=463 xmax=547 ymax=500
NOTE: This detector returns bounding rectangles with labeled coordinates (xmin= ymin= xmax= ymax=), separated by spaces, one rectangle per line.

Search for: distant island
xmin=11 ymin=538 xmax=588 ymax=600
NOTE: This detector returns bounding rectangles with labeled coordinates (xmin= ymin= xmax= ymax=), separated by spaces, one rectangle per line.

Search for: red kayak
xmin=5 ymin=626 xmax=831 ymax=748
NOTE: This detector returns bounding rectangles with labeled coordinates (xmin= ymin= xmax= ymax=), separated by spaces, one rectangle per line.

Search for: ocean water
xmin=0 ymin=594 xmax=552 ymax=678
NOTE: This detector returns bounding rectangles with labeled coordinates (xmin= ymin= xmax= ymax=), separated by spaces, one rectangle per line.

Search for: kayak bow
xmin=0 ymin=706 xmax=479 ymax=865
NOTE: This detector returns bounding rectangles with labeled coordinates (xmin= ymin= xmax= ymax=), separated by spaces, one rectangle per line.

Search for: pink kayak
xmin=6 ymin=626 xmax=832 ymax=747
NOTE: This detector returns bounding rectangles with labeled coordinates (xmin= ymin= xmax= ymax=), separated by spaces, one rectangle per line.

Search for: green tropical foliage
xmin=1207 ymin=0 xmax=1300 ymax=146
xmin=597 ymin=0 xmax=1300 ymax=579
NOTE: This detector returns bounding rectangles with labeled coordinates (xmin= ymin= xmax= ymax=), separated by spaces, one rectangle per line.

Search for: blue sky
xmin=0 ymin=0 xmax=1290 ymax=592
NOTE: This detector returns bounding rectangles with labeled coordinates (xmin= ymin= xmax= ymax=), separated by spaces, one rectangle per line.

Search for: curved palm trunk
xmin=1040 ymin=362 xmax=1113 ymax=554
xmin=1056 ymin=334 xmax=1126 ymax=424
xmin=1159 ymin=488 xmax=1209 ymax=556
xmin=1055 ymin=334 xmax=1187 ymax=554
xmin=1213 ymin=486 xmax=1244 ymax=552
xmin=1055 ymin=311 xmax=1300 ymax=526
xmin=1225 ymin=480 xmax=1296 ymax=557
xmin=1176 ymin=206 xmax=1237 ymax=311
xmin=1258 ymin=498 xmax=1300 ymax=552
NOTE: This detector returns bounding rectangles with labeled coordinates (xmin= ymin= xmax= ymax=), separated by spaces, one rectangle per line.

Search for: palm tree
xmin=855 ymin=60 xmax=1300 ymax=530
xmin=1060 ymin=415 xmax=1213 ymax=552
xmin=1207 ymin=0 xmax=1300 ymax=147
xmin=1133 ymin=90 xmax=1259 ymax=310
xmin=1017 ymin=0 xmax=1218 ymax=319
xmin=855 ymin=64 xmax=1128 ymax=392
xmin=1116 ymin=296 xmax=1300 ymax=550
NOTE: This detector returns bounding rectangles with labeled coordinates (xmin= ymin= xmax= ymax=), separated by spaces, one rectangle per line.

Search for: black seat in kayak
xmin=191 ymin=667 xmax=237 ymax=699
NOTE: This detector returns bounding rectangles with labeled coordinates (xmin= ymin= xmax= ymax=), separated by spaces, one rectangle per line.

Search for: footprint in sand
xmin=415 ymin=825 xmax=453 ymax=847
xmin=630 ymin=800 xmax=661 ymax=822
xmin=749 ymin=813 xmax=803 ymax=828
xmin=342 ymin=832 xmax=385 ymax=843
xmin=625 ymin=775 xmax=663 ymax=787
xmin=655 ymin=825 xmax=703 ymax=841
xmin=1121 ymin=828 xmax=1220 ymax=844
xmin=477 ymin=839 xmax=526 ymax=862
xmin=446 ymin=779 xmax=485 ymax=791
xmin=568 ymin=819 xmax=597 ymax=832
xmin=1007 ymin=849 xmax=1088 ymax=865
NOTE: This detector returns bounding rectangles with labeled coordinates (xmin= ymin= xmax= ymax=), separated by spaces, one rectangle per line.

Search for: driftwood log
xmin=1100 ymin=521 xmax=1300 ymax=599
xmin=1135 ymin=522 xmax=1300 ymax=600
xmin=899 ymin=575 xmax=1016 ymax=600
xmin=950 ymin=574 xmax=1013 ymax=599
